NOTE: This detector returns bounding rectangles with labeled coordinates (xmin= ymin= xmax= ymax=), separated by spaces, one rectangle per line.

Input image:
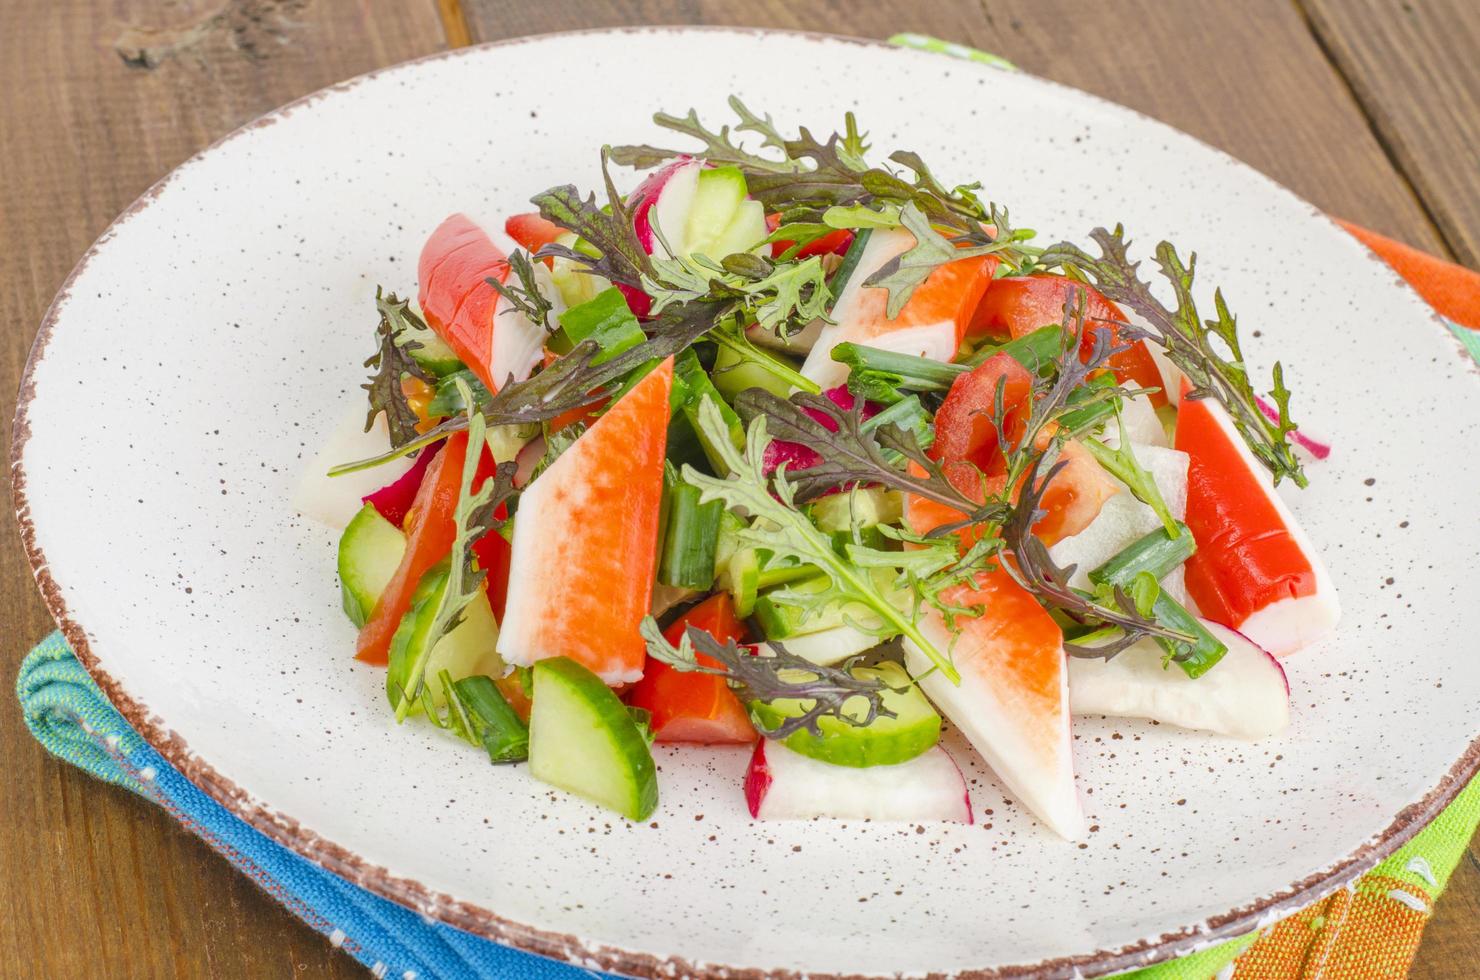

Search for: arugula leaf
xmin=363 ymin=288 xmax=434 ymax=448
xmin=1082 ymin=405 xmax=1180 ymax=537
xmin=643 ymin=251 xmax=833 ymax=338
xmin=485 ymin=250 xmax=555 ymax=332
xmin=639 ymin=617 xmax=899 ymax=739
xmin=1040 ymin=226 xmax=1306 ymax=487
xmin=609 ymin=96 xmax=806 ymax=174
xmin=531 ymin=148 xmax=653 ymax=289
xmin=682 ymin=397 xmax=961 ymax=683
xmin=330 ymin=298 xmax=732 ymax=476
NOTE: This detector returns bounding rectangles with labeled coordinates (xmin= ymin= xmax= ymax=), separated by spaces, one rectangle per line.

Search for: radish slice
xmin=1256 ymin=395 xmax=1332 ymax=460
xmin=745 ymin=740 xmax=972 ymax=823
xmin=294 ymin=406 xmax=415 ymax=529
xmin=1048 ymin=443 xmax=1189 ymax=600
xmin=362 ymin=440 xmax=443 ymax=527
xmin=1176 ymin=379 xmax=1340 ymax=655
xmin=1069 ymin=620 xmax=1290 ymax=739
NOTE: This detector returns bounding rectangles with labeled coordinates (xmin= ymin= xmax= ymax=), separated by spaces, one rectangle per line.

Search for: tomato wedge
xmin=418 ymin=214 xmax=510 ymax=394
xmin=968 ymin=275 xmax=1167 ymax=408
xmin=505 ymin=212 xmax=565 ymax=254
xmin=910 ymin=353 xmax=1118 ymax=547
xmin=764 ymin=212 xmax=853 ymax=259
xmin=626 ymin=594 xmax=756 ymax=744
xmin=358 ymin=431 xmax=463 ymax=663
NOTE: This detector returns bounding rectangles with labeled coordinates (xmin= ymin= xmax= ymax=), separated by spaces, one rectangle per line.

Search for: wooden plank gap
xmin=1290 ymin=0 xmax=1459 ymax=262
xmin=437 ymin=0 xmax=474 ymax=48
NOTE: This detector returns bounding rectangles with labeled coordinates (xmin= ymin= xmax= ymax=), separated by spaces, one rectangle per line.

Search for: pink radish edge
xmin=1256 ymin=395 xmax=1331 ymax=459
xmin=743 ymin=740 xmax=771 ymax=818
xmin=363 ymin=440 xmax=443 ymax=525
xmin=1223 ymin=623 xmax=1291 ymax=696
xmin=763 ymin=386 xmax=879 ymax=475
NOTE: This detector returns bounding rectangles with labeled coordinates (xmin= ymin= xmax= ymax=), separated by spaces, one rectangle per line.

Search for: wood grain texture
xmin=2 ymin=0 xmax=1477 ymax=977
xmin=460 ymin=0 xmax=1451 ymax=256
xmin=1303 ymin=0 xmax=1480 ymax=268
xmin=0 ymin=2 xmax=445 ymax=977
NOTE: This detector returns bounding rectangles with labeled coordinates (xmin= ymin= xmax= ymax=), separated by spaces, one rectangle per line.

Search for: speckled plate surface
xmin=13 ymin=28 xmax=1480 ymax=979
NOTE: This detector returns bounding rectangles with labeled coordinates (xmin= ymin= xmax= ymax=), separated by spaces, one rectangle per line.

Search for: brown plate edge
xmin=10 ymin=25 xmax=1480 ymax=980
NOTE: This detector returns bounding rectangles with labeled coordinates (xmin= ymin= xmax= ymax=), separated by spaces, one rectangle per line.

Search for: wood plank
xmin=458 ymin=0 xmax=1449 ymax=255
xmin=0 ymin=2 xmax=446 ymax=976
xmin=1413 ymin=836 xmax=1480 ymax=979
xmin=1303 ymin=0 xmax=1480 ymax=267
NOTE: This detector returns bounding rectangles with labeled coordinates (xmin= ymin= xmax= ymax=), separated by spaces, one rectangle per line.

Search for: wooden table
xmin=2 ymin=1 xmax=1475 ymax=975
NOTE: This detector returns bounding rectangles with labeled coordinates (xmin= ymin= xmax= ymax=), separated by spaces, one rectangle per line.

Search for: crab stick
xmin=903 ymin=568 xmax=1085 ymax=840
xmin=418 ymin=214 xmax=545 ymax=393
xmin=496 ymin=360 xmax=673 ymax=685
xmin=1175 ymin=379 xmax=1339 ymax=655
xmin=800 ymin=228 xmax=996 ymax=390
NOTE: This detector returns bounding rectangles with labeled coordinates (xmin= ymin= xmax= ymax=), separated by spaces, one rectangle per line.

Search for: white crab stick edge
xmin=745 ymin=740 xmax=973 ymax=823
xmin=799 ymin=228 xmax=955 ymax=390
xmin=1069 ymin=621 xmax=1290 ymax=739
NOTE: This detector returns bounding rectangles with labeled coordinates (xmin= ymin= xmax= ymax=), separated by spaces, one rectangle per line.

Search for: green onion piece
xmin=449 ymin=674 xmax=529 ymax=763
xmin=672 ymin=349 xmax=744 ymax=475
xmin=827 ymin=228 xmax=874 ymax=296
xmin=659 ymin=483 xmax=724 ymax=590
xmin=1088 ymin=529 xmax=1226 ymax=678
xmin=1088 ymin=526 xmax=1195 ymax=584
xmin=963 ymin=324 xmax=1065 ymax=374
xmin=426 ymin=368 xmax=492 ymax=417
xmin=1057 ymin=374 xmax=1121 ymax=436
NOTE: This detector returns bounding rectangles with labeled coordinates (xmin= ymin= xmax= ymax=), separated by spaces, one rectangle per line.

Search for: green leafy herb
xmin=1040 ymin=226 xmax=1306 ymax=486
xmin=363 ymin=288 xmax=434 ymax=448
xmin=1001 ymin=453 xmax=1194 ymax=659
xmin=864 ymin=202 xmax=1020 ymax=318
xmin=486 ymin=250 xmax=555 ymax=332
xmin=1082 ymin=406 xmax=1181 ymax=537
xmin=682 ymin=397 xmax=961 ymax=683
xmin=639 ymin=617 xmax=898 ymax=739
xmin=531 ymin=148 xmax=653 ymax=289
xmin=330 ymin=298 xmax=731 ymax=476
xmin=644 ymin=251 xmax=832 ymax=337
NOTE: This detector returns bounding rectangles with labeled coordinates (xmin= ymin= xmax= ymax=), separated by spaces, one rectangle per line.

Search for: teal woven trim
xmin=887 ymin=33 xmax=1018 ymax=71
xmin=17 ymin=630 xmax=149 ymax=796
xmin=1447 ymin=319 xmax=1480 ymax=364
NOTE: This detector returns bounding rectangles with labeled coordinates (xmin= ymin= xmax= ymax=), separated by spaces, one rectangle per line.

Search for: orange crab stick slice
xmin=418 ymin=214 xmax=545 ymax=393
xmin=1175 ymin=378 xmax=1339 ymax=655
xmin=496 ymin=359 xmax=674 ymax=684
xmin=903 ymin=568 xmax=1084 ymax=840
xmin=799 ymin=228 xmax=996 ymax=390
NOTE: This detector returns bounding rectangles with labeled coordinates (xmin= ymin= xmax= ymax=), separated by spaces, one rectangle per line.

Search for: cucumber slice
xmin=749 ymin=661 xmax=941 ymax=768
xmin=529 ymin=657 xmax=659 ymax=820
xmin=403 ymin=326 xmax=464 ymax=377
xmin=338 ymin=504 xmax=406 ymax=627
xmin=722 ymin=547 xmax=811 ymax=619
xmin=549 ymin=232 xmax=610 ymax=308
xmin=765 ymin=625 xmax=887 ymax=667
xmin=807 ymin=487 xmax=904 ymax=534
xmin=386 ymin=563 xmax=503 ymax=711
xmin=685 ymin=166 xmax=747 ymax=254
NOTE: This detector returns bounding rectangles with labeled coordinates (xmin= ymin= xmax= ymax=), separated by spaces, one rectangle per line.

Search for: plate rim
xmin=11 ymin=25 xmax=1480 ymax=979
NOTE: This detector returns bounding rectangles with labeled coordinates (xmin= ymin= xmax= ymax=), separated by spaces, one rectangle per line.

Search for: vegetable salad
xmin=309 ymin=101 xmax=1338 ymax=835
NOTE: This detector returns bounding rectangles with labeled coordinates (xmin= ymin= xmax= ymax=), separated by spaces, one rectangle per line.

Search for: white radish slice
xmin=1048 ymin=443 xmax=1189 ymax=599
xmin=1100 ymin=393 xmax=1169 ymax=449
xmin=745 ymin=740 xmax=972 ymax=823
xmin=1068 ymin=621 xmax=1290 ymax=739
xmin=293 ymin=406 xmax=414 ymax=529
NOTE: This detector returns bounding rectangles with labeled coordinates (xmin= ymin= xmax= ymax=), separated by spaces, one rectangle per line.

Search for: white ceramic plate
xmin=14 ymin=28 xmax=1480 ymax=978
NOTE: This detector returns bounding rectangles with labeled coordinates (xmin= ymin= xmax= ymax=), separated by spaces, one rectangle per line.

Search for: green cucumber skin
xmin=529 ymin=658 xmax=659 ymax=821
xmin=749 ymin=661 xmax=941 ymax=768
xmin=385 ymin=563 xmax=503 ymax=711
xmin=658 ymin=483 xmax=723 ymax=591
xmin=338 ymin=504 xmax=407 ymax=627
